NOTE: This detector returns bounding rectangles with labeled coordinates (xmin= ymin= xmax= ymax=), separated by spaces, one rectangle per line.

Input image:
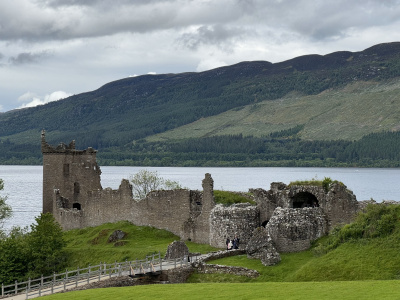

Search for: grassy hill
xmin=1 ymin=42 xmax=400 ymax=166
xmin=146 ymin=78 xmax=400 ymax=142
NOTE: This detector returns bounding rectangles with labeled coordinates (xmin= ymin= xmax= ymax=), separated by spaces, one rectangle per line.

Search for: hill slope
xmin=1 ymin=42 xmax=400 ymax=165
xmin=146 ymin=78 xmax=400 ymax=142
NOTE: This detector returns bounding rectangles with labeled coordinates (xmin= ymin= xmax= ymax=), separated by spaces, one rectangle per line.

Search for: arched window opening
xmin=292 ymin=192 xmax=319 ymax=208
xmin=72 ymin=202 xmax=81 ymax=210
xmin=74 ymin=182 xmax=80 ymax=194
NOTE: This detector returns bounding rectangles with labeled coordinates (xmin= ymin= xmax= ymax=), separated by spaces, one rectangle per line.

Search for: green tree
xmin=0 ymin=227 xmax=29 ymax=284
xmin=130 ymin=170 xmax=182 ymax=200
xmin=0 ymin=178 xmax=12 ymax=229
xmin=27 ymin=213 xmax=67 ymax=278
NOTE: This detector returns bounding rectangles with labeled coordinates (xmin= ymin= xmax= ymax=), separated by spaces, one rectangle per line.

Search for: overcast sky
xmin=0 ymin=0 xmax=399 ymax=112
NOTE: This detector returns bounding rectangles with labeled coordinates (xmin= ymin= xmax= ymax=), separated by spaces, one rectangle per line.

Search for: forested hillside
xmin=1 ymin=42 xmax=400 ymax=166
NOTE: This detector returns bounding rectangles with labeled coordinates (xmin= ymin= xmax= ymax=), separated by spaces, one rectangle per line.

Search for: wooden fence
xmin=1 ymin=252 xmax=196 ymax=299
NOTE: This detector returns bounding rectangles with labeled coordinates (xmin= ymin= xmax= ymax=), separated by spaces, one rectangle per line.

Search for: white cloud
xmin=17 ymin=91 xmax=72 ymax=109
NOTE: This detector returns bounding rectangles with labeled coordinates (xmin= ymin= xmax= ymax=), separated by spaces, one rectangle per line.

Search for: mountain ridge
xmin=1 ymin=41 xmax=400 ymax=165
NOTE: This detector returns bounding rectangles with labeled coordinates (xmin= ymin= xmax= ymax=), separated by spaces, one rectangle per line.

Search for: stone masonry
xmin=42 ymin=133 xmax=360 ymax=253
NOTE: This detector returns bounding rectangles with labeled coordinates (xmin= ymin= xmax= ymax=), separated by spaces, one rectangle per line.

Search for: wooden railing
xmin=1 ymin=252 xmax=198 ymax=299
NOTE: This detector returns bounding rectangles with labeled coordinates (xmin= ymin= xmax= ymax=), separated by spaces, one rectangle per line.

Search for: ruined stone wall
xmin=324 ymin=183 xmax=359 ymax=227
xmin=54 ymin=179 xmax=134 ymax=230
xmin=44 ymin=132 xmax=361 ymax=253
xmin=52 ymin=171 xmax=215 ymax=244
xmin=255 ymin=182 xmax=359 ymax=231
xmin=42 ymin=131 xmax=101 ymax=215
xmin=209 ymin=203 xmax=259 ymax=249
xmin=266 ymin=207 xmax=328 ymax=252
xmin=132 ymin=189 xmax=193 ymax=238
xmin=131 ymin=174 xmax=215 ymax=244
xmin=192 ymin=173 xmax=215 ymax=244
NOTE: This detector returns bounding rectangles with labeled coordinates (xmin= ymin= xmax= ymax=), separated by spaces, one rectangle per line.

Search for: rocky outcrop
xmin=246 ymin=227 xmax=281 ymax=266
xmin=107 ymin=230 xmax=126 ymax=243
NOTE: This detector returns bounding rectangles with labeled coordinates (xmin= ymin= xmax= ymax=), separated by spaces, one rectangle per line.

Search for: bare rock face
xmin=164 ymin=240 xmax=189 ymax=259
xmin=246 ymin=227 xmax=281 ymax=266
xmin=107 ymin=230 xmax=126 ymax=243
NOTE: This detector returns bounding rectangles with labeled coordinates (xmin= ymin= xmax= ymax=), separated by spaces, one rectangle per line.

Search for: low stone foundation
xmin=195 ymin=263 xmax=259 ymax=278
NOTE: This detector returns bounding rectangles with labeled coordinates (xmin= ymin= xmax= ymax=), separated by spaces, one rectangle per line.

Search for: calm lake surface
xmin=1 ymin=165 xmax=399 ymax=231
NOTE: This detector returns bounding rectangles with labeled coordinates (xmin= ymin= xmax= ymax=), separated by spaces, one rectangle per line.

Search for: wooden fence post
xmin=28 ymin=278 xmax=31 ymax=297
xmin=15 ymin=280 xmax=18 ymax=294
xmin=159 ymin=251 xmax=162 ymax=271
xmin=98 ymin=263 xmax=101 ymax=281
xmin=76 ymin=267 xmax=80 ymax=287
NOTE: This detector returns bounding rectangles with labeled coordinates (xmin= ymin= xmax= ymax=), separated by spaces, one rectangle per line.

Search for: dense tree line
xmin=1 ymin=130 xmax=400 ymax=167
xmin=95 ymin=131 xmax=400 ymax=167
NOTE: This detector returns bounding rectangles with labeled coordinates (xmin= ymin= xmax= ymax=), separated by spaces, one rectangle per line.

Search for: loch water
xmin=1 ymin=165 xmax=399 ymax=231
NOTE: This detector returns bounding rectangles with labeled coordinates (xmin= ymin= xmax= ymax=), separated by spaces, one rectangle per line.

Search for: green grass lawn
xmin=42 ymin=281 xmax=400 ymax=300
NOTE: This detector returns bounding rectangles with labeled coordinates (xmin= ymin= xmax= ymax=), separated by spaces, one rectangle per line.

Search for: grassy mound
xmin=64 ymin=221 xmax=218 ymax=268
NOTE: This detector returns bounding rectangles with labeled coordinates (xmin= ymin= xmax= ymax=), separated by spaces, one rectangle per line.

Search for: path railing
xmin=1 ymin=252 xmax=199 ymax=299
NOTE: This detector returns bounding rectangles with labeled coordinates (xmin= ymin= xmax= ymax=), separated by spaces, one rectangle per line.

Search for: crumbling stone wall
xmin=43 ymin=133 xmax=360 ymax=253
xmin=209 ymin=203 xmax=259 ymax=248
xmin=254 ymin=182 xmax=358 ymax=231
xmin=45 ymin=132 xmax=216 ymax=244
xmin=246 ymin=227 xmax=281 ymax=266
xmin=266 ymin=207 xmax=328 ymax=252
xmin=54 ymin=179 xmax=134 ymax=231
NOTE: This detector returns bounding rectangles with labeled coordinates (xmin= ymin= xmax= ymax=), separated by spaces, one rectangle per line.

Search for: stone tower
xmin=41 ymin=130 xmax=102 ymax=214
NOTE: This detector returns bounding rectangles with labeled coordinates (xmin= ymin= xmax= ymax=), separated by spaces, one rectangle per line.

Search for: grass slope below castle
xmin=52 ymin=203 xmax=400 ymax=299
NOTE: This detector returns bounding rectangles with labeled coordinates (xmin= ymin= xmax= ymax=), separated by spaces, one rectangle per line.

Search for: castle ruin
xmin=42 ymin=132 xmax=359 ymax=253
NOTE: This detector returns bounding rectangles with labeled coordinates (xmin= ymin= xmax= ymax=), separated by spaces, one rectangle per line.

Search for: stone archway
xmin=291 ymin=192 xmax=319 ymax=208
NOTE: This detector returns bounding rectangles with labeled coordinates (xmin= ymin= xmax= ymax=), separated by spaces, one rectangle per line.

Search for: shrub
xmin=214 ymin=190 xmax=255 ymax=206
xmin=313 ymin=203 xmax=400 ymax=255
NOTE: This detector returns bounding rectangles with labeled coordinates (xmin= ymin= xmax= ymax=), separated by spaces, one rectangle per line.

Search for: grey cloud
xmin=8 ymin=51 xmax=52 ymax=66
xmin=178 ymin=24 xmax=249 ymax=51
xmin=1 ymin=0 xmax=400 ymax=44
xmin=278 ymin=0 xmax=400 ymax=40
